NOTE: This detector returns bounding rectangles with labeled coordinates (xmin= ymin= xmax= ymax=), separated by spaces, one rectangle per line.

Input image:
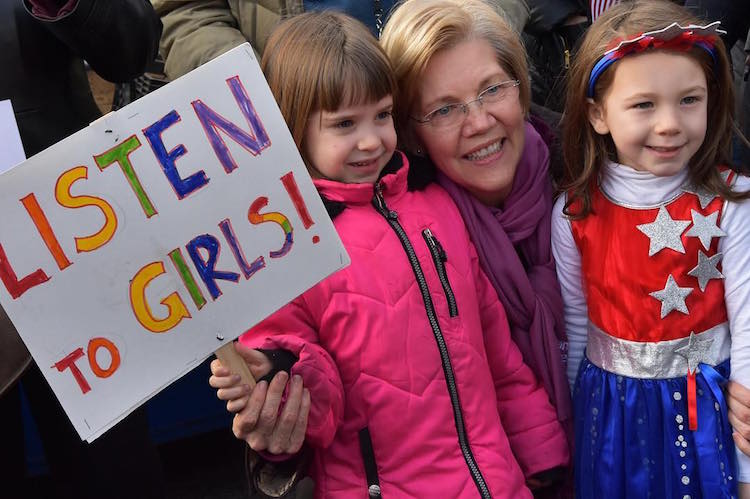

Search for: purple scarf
xmin=437 ymin=121 xmax=572 ymax=426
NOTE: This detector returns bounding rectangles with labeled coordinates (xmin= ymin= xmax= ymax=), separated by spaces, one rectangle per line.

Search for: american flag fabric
xmin=591 ymin=0 xmax=621 ymax=21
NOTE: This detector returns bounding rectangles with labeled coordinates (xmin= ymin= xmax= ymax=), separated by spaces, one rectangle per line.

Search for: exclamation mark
xmin=280 ymin=171 xmax=318 ymax=243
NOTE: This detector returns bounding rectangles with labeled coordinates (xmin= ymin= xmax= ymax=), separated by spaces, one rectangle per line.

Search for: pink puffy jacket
xmin=240 ymin=153 xmax=568 ymax=498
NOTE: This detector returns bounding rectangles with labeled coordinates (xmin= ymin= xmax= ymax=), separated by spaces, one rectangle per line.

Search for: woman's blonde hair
xmin=261 ymin=11 xmax=396 ymax=166
xmin=381 ymin=0 xmax=529 ymax=152
xmin=562 ymin=0 xmax=745 ymax=218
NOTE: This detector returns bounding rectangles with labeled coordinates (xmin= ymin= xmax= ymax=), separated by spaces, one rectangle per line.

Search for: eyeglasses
xmin=411 ymin=80 xmax=520 ymax=128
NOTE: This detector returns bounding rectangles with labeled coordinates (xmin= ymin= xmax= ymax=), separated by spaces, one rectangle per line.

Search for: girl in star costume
xmin=552 ymin=1 xmax=750 ymax=497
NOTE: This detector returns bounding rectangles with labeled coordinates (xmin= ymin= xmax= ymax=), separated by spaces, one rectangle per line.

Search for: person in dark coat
xmin=0 ymin=1 xmax=165 ymax=498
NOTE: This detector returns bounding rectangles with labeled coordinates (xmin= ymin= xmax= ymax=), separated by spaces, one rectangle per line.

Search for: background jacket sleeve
xmin=471 ymin=241 xmax=570 ymax=477
xmin=24 ymin=0 xmax=162 ymax=83
xmin=238 ymin=294 xmax=344 ymax=450
xmin=483 ymin=0 xmax=529 ymax=33
xmin=152 ymin=0 xmax=249 ymax=79
xmin=524 ymin=0 xmax=585 ymax=35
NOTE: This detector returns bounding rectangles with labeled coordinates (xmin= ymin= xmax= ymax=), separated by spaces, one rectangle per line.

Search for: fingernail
xmin=293 ymin=374 xmax=302 ymax=386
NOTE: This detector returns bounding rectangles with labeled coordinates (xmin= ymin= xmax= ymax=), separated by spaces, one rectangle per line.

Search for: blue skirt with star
xmin=574 ymin=355 xmax=737 ymax=499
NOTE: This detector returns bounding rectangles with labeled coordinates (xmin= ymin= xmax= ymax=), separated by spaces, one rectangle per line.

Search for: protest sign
xmin=0 ymin=44 xmax=349 ymax=442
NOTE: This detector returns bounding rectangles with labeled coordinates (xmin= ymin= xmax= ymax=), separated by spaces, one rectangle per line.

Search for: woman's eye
xmin=484 ymin=84 xmax=501 ymax=95
xmin=435 ymin=105 xmax=454 ymax=117
xmin=633 ymin=101 xmax=653 ymax=110
xmin=681 ymin=95 xmax=702 ymax=105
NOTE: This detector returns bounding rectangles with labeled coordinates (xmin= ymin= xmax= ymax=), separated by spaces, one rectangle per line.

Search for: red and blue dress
xmin=552 ymin=161 xmax=750 ymax=498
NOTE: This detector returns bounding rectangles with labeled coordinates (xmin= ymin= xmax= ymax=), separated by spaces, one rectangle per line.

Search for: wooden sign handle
xmin=214 ymin=342 xmax=256 ymax=389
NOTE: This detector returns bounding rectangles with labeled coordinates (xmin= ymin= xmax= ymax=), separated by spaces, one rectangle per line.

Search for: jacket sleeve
xmin=238 ymin=294 xmax=344 ymax=450
xmin=151 ymin=0 xmax=249 ymax=79
xmin=472 ymin=242 xmax=570 ymax=478
xmin=550 ymin=194 xmax=588 ymax=388
xmin=24 ymin=0 xmax=162 ymax=83
xmin=483 ymin=0 xmax=529 ymax=33
xmin=524 ymin=0 xmax=586 ymax=35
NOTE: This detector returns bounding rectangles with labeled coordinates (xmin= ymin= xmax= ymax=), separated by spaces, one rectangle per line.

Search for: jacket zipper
xmin=359 ymin=427 xmax=382 ymax=498
xmin=372 ymin=183 xmax=491 ymax=499
xmin=557 ymin=32 xmax=570 ymax=70
xmin=422 ymin=228 xmax=458 ymax=317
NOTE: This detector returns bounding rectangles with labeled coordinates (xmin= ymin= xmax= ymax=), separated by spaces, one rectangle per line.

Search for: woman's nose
xmin=461 ymin=103 xmax=494 ymax=136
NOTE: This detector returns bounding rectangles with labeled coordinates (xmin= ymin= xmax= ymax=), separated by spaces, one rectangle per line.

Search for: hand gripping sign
xmin=0 ymin=44 xmax=349 ymax=442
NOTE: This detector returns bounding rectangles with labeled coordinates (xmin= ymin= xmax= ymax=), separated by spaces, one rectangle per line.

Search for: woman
xmin=381 ymin=0 xmax=573 ymax=442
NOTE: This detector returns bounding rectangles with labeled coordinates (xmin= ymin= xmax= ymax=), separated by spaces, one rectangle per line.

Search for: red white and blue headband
xmin=587 ymin=21 xmax=726 ymax=98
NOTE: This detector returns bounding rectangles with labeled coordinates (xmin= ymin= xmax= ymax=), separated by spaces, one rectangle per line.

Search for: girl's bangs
xmin=317 ymin=48 xmax=395 ymax=110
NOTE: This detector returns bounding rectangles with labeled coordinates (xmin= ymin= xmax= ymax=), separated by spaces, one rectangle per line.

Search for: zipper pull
xmin=374 ymin=182 xmax=398 ymax=220
xmin=374 ymin=183 xmax=387 ymax=212
xmin=424 ymin=228 xmax=447 ymax=261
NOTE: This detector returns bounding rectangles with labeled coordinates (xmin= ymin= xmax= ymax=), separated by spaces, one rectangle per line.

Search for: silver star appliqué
xmin=636 ymin=206 xmax=690 ymax=256
xmin=685 ymin=209 xmax=726 ymax=250
xmin=650 ymin=274 xmax=693 ymax=318
xmin=674 ymin=331 xmax=714 ymax=373
xmin=681 ymin=183 xmax=717 ymax=209
xmin=687 ymin=250 xmax=724 ymax=292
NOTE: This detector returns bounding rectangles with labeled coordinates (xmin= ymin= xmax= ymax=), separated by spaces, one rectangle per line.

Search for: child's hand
xmin=209 ymin=359 xmax=252 ymax=413
xmin=209 ymin=342 xmax=274 ymax=412
xmin=233 ymin=341 xmax=274 ymax=379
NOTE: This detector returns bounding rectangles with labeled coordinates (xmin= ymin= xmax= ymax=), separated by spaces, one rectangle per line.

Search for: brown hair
xmin=562 ymin=0 xmax=746 ymax=218
xmin=261 ymin=11 xmax=396 ymax=166
xmin=381 ymin=0 xmax=529 ymax=153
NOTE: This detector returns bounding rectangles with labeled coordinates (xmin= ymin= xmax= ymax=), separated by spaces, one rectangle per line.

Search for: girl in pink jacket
xmin=211 ymin=11 xmax=568 ymax=498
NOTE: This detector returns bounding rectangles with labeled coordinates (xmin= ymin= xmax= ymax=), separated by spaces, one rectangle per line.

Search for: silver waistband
xmin=586 ymin=322 xmax=730 ymax=379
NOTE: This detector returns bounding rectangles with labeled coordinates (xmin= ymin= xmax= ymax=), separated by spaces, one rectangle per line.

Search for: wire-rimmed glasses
xmin=411 ymin=79 xmax=520 ymax=128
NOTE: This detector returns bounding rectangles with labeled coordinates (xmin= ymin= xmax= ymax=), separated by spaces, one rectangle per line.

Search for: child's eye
xmin=376 ymin=110 xmax=393 ymax=120
xmin=632 ymin=101 xmax=653 ymax=110
xmin=681 ymin=95 xmax=702 ymax=105
xmin=336 ymin=120 xmax=354 ymax=129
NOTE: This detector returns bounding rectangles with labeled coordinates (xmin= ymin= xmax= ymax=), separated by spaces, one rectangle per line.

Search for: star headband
xmin=587 ymin=21 xmax=726 ymax=98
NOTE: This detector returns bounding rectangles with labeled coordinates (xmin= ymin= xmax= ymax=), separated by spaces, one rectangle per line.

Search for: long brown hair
xmin=561 ymin=0 xmax=746 ymax=218
xmin=261 ymin=11 xmax=396 ymax=168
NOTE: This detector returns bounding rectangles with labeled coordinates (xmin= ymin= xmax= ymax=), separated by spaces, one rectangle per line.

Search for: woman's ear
xmin=587 ymin=98 xmax=610 ymax=135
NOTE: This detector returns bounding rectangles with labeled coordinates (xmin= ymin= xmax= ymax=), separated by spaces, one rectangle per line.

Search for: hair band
xmin=587 ymin=21 xmax=726 ymax=98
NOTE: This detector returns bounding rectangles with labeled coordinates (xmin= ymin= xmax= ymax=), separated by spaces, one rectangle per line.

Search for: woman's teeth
xmin=466 ymin=140 xmax=502 ymax=161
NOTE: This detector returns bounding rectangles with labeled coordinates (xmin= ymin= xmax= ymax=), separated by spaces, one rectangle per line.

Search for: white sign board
xmin=0 ymin=44 xmax=349 ymax=442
